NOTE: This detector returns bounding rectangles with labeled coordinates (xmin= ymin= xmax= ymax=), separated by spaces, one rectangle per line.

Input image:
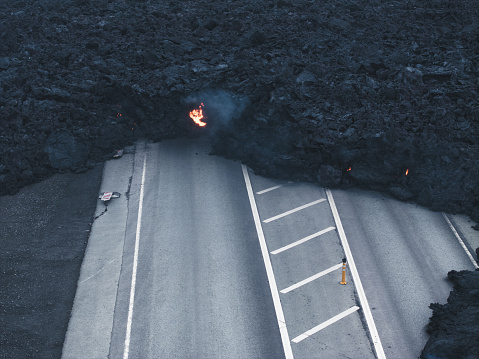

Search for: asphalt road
xmin=247 ymin=175 xmax=375 ymax=358
xmin=116 ymin=139 xmax=285 ymax=358
xmin=63 ymin=138 xmax=478 ymax=359
xmin=330 ymin=189 xmax=477 ymax=359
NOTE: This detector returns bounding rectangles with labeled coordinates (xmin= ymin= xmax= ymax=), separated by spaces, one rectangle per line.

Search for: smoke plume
xmin=184 ymin=90 xmax=249 ymax=131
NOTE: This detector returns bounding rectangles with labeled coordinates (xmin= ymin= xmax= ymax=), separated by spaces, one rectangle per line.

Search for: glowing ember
xmin=347 ymin=167 xmax=352 ymax=172
xmin=189 ymin=103 xmax=207 ymax=127
xmin=405 ymin=169 xmax=409 ymax=176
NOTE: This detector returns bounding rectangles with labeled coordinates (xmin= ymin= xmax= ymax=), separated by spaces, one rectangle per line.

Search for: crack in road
xmin=79 ymin=259 xmax=116 ymax=284
xmin=93 ymin=204 xmax=108 ymax=221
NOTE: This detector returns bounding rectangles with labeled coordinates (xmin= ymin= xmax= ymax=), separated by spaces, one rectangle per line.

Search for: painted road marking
xmin=242 ymin=165 xmax=294 ymax=359
xmin=271 ymin=227 xmax=336 ymax=255
xmin=256 ymin=182 xmax=293 ymax=195
xmin=257 ymin=184 xmax=284 ymax=194
xmin=123 ymin=154 xmax=147 ymax=359
xmin=326 ymin=189 xmax=386 ymax=359
xmin=443 ymin=213 xmax=479 ymax=268
xmin=263 ymin=199 xmax=326 ymax=223
xmin=280 ymin=263 xmax=343 ymax=294
xmin=292 ymin=306 xmax=360 ymax=343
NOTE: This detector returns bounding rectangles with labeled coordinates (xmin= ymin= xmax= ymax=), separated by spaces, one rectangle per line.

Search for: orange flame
xmin=189 ymin=103 xmax=207 ymax=127
xmin=347 ymin=167 xmax=352 ymax=172
xmin=405 ymin=169 xmax=409 ymax=176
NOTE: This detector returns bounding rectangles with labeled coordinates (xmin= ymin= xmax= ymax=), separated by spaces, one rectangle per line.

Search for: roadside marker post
xmin=340 ymin=258 xmax=347 ymax=285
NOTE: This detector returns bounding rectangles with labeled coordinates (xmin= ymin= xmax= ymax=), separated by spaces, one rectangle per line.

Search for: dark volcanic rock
xmin=422 ymin=270 xmax=479 ymax=359
xmin=317 ymin=165 xmax=342 ymax=187
xmin=1 ymin=0 xmax=479 ymax=357
xmin=45 ymin=132 xmax=89 ymax=170
xmin=2 ymin=0 xmax=479 ymax=226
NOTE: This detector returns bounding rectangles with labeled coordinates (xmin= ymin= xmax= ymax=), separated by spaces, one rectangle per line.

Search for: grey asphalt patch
xmin=0 ymin=166 xmax=103 ymax=359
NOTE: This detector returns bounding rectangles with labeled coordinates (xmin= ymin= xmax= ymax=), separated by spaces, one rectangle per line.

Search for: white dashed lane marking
xmin=292 ymin=306 xmax=360 ymax=343
xmin=245 ymin=170 xmax=384 ymax=358
xmin=256 ymin=182 xmax=293 ymax=195
xmin=263 ymin=199 xmax=326 ymax=223
xmin=257 ymin=184 xmax=285 ymax=195
xmin=271 ymin=226 xmax=335 ymax=255
xmin=280 ymin=263 xmax=343 ymax=294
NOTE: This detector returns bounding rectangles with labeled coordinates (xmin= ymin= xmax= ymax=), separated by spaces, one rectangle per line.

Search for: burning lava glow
xmin=189 ymin=103 xmax=207 ymax=127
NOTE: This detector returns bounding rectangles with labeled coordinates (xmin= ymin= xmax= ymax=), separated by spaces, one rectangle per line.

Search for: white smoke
xmin=184 ymin=90 xmax=248 ymax=129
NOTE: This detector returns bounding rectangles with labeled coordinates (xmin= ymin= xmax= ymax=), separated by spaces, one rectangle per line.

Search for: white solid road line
xmin=280 ymin=263 xmax=343 ymax=294
xmin=123 ymin=154 xmax=147 ymax=359
xmin=326 ymin=189 xmax=386 ymax=359
xmin=443 ymin=213 xmax=479 ymax=268
xmin=292 ymin=306 xmax=360 ymax=343
xmin=263 ymin=199 xmax=327 ymax=223
xmin=271 ymin=226 xmax=336 ymax=255
xmin=242 ymin=165 xmax=294 ymax=359
xmin=257 ymin=184 xmax=285 ymax=194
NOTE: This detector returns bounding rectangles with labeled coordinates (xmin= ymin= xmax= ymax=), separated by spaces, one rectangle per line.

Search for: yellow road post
xmin=340 ymin=258 xmax=347 ymax=285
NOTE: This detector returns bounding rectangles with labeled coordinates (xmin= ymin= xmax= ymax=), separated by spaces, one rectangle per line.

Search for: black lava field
xmin=1 ymin=0 xmax=478 ymax=358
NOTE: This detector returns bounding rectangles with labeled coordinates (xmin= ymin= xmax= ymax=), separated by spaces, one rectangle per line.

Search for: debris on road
xmin=98 ymin=191 xmax=121 ymax=202
xmin=113 ymin=149 xmax=124 ymax=158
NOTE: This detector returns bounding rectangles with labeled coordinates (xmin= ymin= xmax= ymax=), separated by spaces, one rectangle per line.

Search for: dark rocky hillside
xmin=422 ymin=270 xmax=479 ymax=359
xmin=1 ymin=0 xmax=478 ymax=357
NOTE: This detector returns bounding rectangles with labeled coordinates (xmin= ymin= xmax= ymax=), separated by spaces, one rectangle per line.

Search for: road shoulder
xmin=448 ymin=213 xmax=479 ymax=264
xmin=62 ymin=146 xmax=136 ymax=359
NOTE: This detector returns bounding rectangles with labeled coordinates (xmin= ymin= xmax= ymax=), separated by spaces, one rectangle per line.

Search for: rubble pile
xmin=1 ymin=0 xmax=478 ymax=357
xmin=1 ymin=0 xmax=478 ymax=224
xmin=422 ymin=270 xmax=479 ymax=359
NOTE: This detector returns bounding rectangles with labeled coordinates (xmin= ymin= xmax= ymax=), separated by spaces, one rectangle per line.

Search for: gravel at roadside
xmin=0 ymin=165 xmax=103 ymax=358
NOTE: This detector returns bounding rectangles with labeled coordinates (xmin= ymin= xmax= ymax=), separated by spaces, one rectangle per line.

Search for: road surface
xmin=63 ymin=138 xmax=478 ymax=359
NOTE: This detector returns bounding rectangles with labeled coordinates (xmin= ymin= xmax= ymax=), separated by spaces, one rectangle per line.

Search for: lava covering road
xmin=1 ymin=0 xmax=479 ymax=358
